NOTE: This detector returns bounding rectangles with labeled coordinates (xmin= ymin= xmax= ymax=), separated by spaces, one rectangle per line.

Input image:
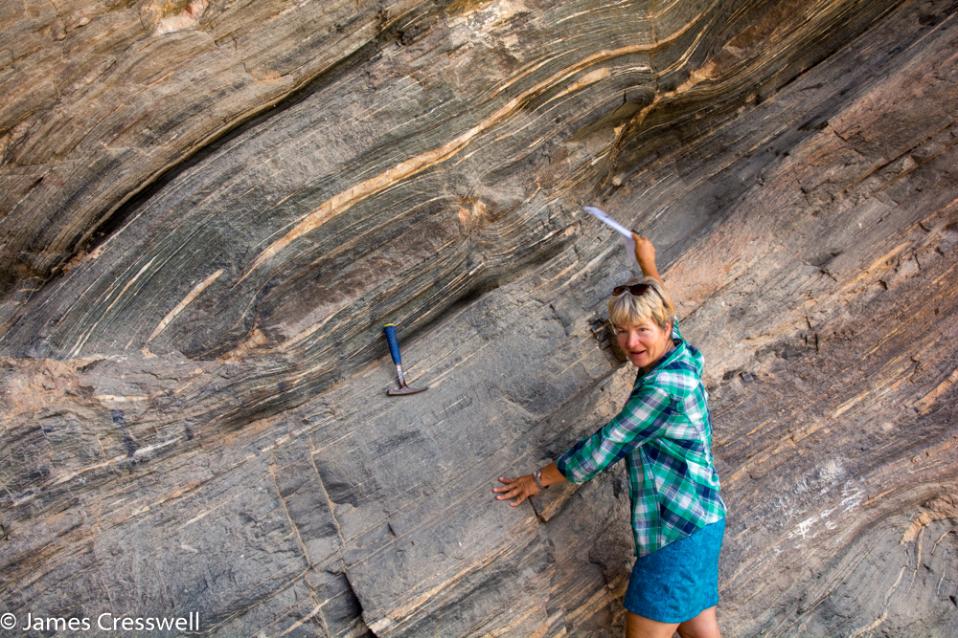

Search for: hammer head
xmin=387 ymin=383 xmax=428 ymax=396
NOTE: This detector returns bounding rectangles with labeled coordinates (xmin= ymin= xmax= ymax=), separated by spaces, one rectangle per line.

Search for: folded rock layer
xmin=1 ymin=1 xmax=956 ymax=636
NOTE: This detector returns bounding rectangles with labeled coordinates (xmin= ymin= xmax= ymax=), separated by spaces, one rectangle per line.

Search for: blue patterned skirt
xmin=624 ymin=517 xmax=725 ymax=623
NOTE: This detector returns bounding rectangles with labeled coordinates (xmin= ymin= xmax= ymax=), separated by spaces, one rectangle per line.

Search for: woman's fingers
xmin=492 ymin=476 xmax=515 ymax=494
xmin=493 ymin=474 xmax=539 ymax=506
xmin=492 ymin=483 xmax=515 ymax=496
xmin=493 ymin=480 xmax=522 ymax=502
xmin=505 ymin=487 xmax=526 ymax=506
xmin=492 ymin=476 xmax=519 ymax=495
xmin=495 ymin=484 xmax=522 ymax=499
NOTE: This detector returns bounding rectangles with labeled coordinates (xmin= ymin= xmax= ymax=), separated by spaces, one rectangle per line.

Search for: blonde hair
xmin=608 ymin=276 xmax=675 ymax=332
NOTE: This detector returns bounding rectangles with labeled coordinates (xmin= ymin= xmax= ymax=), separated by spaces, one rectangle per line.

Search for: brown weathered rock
xmin=1 ymin=0 xmax=957 ymax=636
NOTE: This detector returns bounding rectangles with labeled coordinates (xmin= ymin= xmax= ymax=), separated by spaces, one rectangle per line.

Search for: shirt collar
xmin=635 ymin=334 xmax=686 ymax=381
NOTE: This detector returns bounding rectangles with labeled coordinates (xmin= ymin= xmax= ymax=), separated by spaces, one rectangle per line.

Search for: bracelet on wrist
xmin=533 ymin=468 xmax=547 ymax=489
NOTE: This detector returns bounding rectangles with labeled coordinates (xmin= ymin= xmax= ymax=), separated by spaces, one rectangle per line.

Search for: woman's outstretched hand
xmin=631 ymin=230 xmax=662 ymax=281
xmin=493 ymin=475 xmax=539 ymax=507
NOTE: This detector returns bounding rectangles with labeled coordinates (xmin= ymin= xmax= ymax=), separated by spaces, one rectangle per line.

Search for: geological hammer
xmin=383 ymin=323 xmax=428 ymax=396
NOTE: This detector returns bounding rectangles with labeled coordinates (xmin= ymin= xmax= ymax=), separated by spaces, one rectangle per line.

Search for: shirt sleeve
xmin=556 ymin=384 xmax=673 ymax=484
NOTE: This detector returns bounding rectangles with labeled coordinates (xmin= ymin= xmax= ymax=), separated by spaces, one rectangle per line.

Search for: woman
xmin=493 ymin=232 xmax=727 ymax=638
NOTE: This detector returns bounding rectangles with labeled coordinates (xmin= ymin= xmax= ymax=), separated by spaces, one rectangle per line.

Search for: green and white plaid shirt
xmin=556 ymin=318 xmax=726 ymax=557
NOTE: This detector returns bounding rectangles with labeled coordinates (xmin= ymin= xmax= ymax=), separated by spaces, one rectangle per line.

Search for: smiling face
xmin=607 ymin=277 xmax=676 ymax=371
xmin=613 ymin=318 xmax=674 ymax=371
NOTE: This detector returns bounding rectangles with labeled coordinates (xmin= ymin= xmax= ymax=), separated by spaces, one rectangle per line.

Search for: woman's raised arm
xmin=631 ymin=231 xmax=662 ymax=284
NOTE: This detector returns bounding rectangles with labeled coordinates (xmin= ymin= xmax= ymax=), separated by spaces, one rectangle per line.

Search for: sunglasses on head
xmin=612 ymin=281 xmax=668 ymax=308
xmin=612 ymin=282 xmax=653 ymax=296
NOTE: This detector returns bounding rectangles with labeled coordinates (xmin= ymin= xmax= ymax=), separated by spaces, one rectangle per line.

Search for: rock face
xmin=1 ymin=0 xmax=957 ymax=636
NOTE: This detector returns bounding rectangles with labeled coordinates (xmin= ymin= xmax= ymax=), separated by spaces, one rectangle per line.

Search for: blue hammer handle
xmin=383 ymin=324 xmax=402 ymax=365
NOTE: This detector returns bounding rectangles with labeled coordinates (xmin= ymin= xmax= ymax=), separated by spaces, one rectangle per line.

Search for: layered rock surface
xmin=1 ymin=0 xmax=957 ymax=636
